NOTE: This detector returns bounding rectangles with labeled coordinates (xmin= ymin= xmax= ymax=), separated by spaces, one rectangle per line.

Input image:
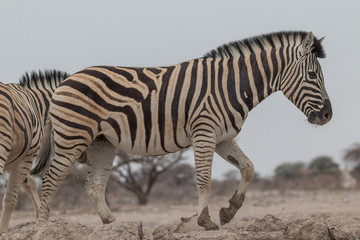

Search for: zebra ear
xmin=302 ymin=31 xmax=314 ymax=55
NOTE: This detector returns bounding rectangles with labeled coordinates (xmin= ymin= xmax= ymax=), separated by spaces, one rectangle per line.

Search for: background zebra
xmin=0 ymin=70 xmax=68 ymax=234
xmin=36 ymin=31 xmax=332 ymax=230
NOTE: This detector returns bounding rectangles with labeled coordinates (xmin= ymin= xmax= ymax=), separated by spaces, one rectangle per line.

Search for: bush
xmin=309 ymin=156 xmax=339 ymax=175
xmin=274 ymin=162 xmax=305 ymax=179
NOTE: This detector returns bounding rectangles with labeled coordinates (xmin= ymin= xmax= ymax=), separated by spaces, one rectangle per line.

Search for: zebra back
xmin=19 ymin=69 xmax=69 ymax=90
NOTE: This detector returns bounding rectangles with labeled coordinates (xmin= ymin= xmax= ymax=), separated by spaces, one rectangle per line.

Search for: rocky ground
xmin=3 ymin=190 xmax=360 ymax=239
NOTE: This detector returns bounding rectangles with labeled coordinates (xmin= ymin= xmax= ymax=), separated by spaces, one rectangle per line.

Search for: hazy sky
xmin=0 ymin=1 xmax=359 ymax=179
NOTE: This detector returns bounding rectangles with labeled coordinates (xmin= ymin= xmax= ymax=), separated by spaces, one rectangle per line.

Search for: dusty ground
xmin=3 ymin=190 xmax=360 ymax=239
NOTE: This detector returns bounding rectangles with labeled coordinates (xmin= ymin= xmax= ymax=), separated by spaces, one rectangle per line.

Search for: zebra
xmin=36 ymin=31 xmax=332 ymax=230
xmin=0 ymin=70 xmax=68 ymax=234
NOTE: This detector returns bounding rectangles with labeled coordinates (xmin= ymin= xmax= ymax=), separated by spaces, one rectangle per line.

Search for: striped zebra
xmin=36 ymin=31 xmax=332 ymax=230
xmin=0 ymin=70 xmax=68 ymax=234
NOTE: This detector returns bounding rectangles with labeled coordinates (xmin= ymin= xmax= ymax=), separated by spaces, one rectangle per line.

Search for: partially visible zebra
xmin=0 ymin=70 xmax=68 ymax=234
xmin=36 ymin=31 xmax=332 ymax=230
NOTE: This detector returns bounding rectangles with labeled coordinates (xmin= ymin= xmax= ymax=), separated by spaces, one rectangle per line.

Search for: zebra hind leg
xmin=22 ymin=175 xmax=40 ymax=218
xmin=215 ymin=139 xmax=254 ymax=225
xmin=84 ymin=136 xmax=117 ymax=224
xmin=38 ymin=147 xmax=80 ymax=222
xmin=0 ymin=162 xmax=32 ymax=234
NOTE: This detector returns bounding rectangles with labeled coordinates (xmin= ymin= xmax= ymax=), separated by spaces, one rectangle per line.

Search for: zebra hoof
xmin=204 ymin=222 xmax=219 ymax=231
xmin=101 ymin=215 xmax=115 ymax=224
xmin=220 ymin=192 xmax=245 ymax=225
xmin=219 ymin=207 xmax=233 ymax=226
xmin=198 ymin=206 xmax=219 ymax=231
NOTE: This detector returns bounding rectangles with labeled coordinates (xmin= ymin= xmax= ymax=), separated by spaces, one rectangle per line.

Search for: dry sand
xmin=3 ymin=190 xmax=360 ymax=239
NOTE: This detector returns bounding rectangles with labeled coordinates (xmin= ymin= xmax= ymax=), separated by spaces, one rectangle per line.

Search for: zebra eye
xmin=308 ymin=71 xmax=317 ymax=79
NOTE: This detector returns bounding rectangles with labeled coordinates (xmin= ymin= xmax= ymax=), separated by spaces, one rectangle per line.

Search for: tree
xmin=273 ymin=162 xmax=307 ymax=193
xmin=274 ymin=162 xmax=305 ymax=179
xmin=149 ymin=163 xmax=197 ymax=202
xmin=344 ymin=143 xmax=360 ymax=179
xmin=344 ymin=144 xmax=360 ymax=162
xmin=309 ymin=156 xmax=339 ymax=175
xmin=111 ymin=150 xmax=186 ymax=205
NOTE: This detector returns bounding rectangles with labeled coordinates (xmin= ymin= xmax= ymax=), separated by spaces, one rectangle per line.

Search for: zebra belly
xmin=101 ymin=116 xmax=191 ymax=156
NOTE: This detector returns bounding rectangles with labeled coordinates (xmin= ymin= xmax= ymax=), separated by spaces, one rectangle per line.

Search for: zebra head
xmin=281 ymin=32 xmax=332 ymax=126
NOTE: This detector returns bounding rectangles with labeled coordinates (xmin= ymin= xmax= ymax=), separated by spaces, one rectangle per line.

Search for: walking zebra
xmin=0 ymin=70 xmax=68 ymax=234
xmin=36 ymin=31 xmax=332 ymax=230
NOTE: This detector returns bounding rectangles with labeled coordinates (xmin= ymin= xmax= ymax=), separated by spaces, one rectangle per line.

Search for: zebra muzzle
xmin=307 ymin=99 xmax=332 ymax=125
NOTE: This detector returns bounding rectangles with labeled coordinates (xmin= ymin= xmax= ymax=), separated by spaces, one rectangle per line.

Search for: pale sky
xmin=0 ymin=0 xmax=359 ymax=179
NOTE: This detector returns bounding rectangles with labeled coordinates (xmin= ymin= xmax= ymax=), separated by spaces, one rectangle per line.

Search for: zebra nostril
xmin=322 ymin=108 xmax=332 ymax=121
xmin=322 ymin=100 xmax=332 ymax=121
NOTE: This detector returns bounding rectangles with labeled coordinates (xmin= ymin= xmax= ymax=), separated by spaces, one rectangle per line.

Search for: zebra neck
xmin=222 ymin=44 xmax=290 ymax=116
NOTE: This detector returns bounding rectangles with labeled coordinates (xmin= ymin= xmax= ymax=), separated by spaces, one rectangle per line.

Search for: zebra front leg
xmin=215 ymin=139 xmax=254 ymax=225
xmin=192 ymin=134 xmax=219 ymax=230
xmin=85 ymin=137 xmax=117 ymax=224
xmin=22 ymin=175 xmax=40 ymax=218
xmin=0 ymin=163 xmax=32 ymax=234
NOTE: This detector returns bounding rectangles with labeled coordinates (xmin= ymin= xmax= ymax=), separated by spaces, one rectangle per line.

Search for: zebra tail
xmin=30 ymin=117 xmax=54 ymax=176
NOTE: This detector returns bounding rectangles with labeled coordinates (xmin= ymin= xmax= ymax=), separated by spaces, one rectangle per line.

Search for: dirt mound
xmin=89 ymin=221 xmax=143 ymax=240
xmin=2 ymin=213 xmax=359 ymax=240
xmin=1 ymin=218 xmax=92 ymax=240
xmin=284 ymin=218 xmax=336 ymax=240
xmin=152 ymin=215 xmax=238 ymax=240
xmin=247 ymin=214 xmax=285 ymax=232
xmin=153 ymin=225 xmax=177 ymax=240
xmin=327 ymin=217 xmax=360 ymax=240
xmin=2 ymin=218 xmax=143 ymax=240
xmin=152 ymin=214 xmax=339 ymax=240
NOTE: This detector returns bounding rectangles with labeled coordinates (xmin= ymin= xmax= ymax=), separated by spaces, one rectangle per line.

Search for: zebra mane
xmin=204 ymin=31 xmax=326 ymax=59
xmin=19 ymin=70 xmax=69 ymax=89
